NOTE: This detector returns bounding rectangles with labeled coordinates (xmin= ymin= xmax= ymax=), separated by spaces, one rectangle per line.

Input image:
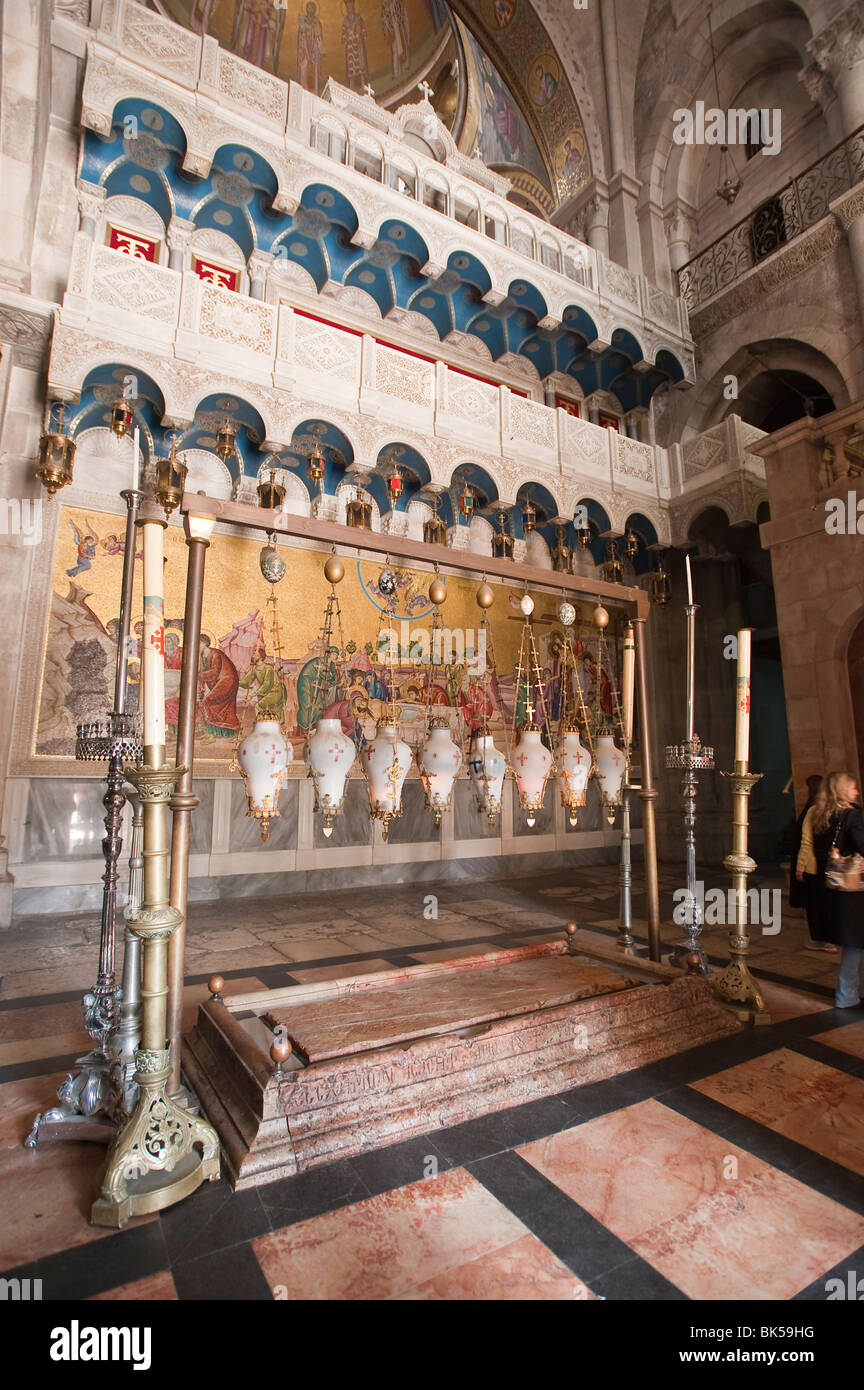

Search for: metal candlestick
xmin=27 ymin=489 xmax=143 ymax=1147
xmin=616 ymin=773 xmax=634 ymax=953
xmin=665 ymin=599 xmax=714 ymax=973
xmin=711 ymin=763 xmax=770 ymax=1023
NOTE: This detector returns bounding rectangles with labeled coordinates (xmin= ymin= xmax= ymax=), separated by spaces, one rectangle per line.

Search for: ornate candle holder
xmin=711 ymin=763 xmax=770 ymax=1023
xmin=665 ymin=733 xmax=715 ymax=971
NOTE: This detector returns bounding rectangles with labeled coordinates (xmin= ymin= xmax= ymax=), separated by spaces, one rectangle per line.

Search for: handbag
xmin=826 ymin=811 xmax=864 ymax=892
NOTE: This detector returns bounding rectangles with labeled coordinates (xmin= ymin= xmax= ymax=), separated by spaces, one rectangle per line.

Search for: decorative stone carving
xmin=198 ymin=285 xmax=275 ymax=355
xmin=0 ymin=304 xmax=52 ymax=368
xmin=119 ymin=3 xmax=201 ymax=86
xmin=807 ymin=4 xmax=864 ymax=83
xmin=103 ymin=195 xmax=164 ymax=241
xmin=374 ymin=345 xmax=433 ymax=408
xmin=91 ymin=247 xmax=180 ymax=324
xmin=218 ymin=51 xmax=287 ymax=127
xmin=614 ymin=436 xmax=655 ymax=485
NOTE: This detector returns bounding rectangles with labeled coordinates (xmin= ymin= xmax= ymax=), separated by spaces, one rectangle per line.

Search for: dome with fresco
xmin=153 ymin=0 xmax=590 ymax=216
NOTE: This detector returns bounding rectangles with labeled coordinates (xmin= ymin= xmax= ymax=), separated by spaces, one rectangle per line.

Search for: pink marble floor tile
xmin=519 ymin=1099 xmax=762 ymax=1243
xmin=90 ymin=1271 xmax=178 ymax=1300
xmin=693 ymin=1049 xmax=864 ymax=1175
xmin=392 ymin=1231 xmax=592 ymax=1300
xmin=812 ymin=1021 xmax=864 ymax=1061
xmin=0 ymin=1072 xmax=154 ymax=1267
xmin=253 ymin=1166 xmax=530 ymax=1301
xmin=520 ymin=1099 xmax=864 ymax=1300
xmin=757 ymin=980 xmax=834 ymax=1023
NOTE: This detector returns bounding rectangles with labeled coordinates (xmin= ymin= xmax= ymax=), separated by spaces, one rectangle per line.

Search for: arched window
xmin=353 ymin=139 xmax=383 ymax=182
xmin=313 ymin=120 xmax=347 ymax=164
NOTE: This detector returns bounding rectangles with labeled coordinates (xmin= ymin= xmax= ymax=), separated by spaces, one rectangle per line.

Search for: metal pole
xmin=167 ymin=531 xmax=209 ymax=1097
xmin=617 ymin=781 xmax=634 ymax=952
xmin=632 ymin=616 xmax=661 ymax=962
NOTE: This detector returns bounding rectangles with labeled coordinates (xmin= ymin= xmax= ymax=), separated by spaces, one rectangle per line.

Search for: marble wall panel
xmin=510 ymin=781 xmax=555 ymax=837
xmin=453 ymin=780 xmax=500 ymax=840
xmin=312 ymin=779 xmax=372 ymax=850
xmin=228 ymin=779 xmax=298 ymax=852
xmin=386 ymin=780 xmax=435 ymax=847
xmin=24 ymin=779 xmax=106 ymax=862
xmin=190 ymin=779 xmax=214 ymax=855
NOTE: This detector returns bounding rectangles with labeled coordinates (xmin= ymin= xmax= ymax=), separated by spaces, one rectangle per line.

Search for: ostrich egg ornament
xmin=558 ymin=600 xmax=576 ymax=627
xmin=378 ymin=567 xmax=397 ymax=597
xmin=520 ymin=593 xmax=535 ymax=617
xmin=323 ymin=553 xmax=344 ymax=585
xmin=476 ymin=582 xmax=494 ymax=610
xmin=593 ymin=603 xmax=610 ymax=629
xmin=429 ymin=575 xmax=447 ymax=606
xmin=259 ymin=541 xmax=286 ymax=585
xmin=236 ymin=719 xmax=292 ymax=841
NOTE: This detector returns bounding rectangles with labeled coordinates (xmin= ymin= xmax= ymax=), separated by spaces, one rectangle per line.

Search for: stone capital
xmin=166 ymin=216 xmax=196 ymax=252
xmin=807 ymin=3 xmax=864 ymax=82
xmin=77 ymin=179 xmax=106 ymax=223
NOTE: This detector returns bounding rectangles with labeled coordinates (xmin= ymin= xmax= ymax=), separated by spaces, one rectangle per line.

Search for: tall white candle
xmin=685 ymin=552 xmax=694 ymax=606
xmin=141 ymin=518 xmax=166 ymax=760
xmin=621 ymin=623 xmax=636 ymax=746
xmin=734 ymin=628 xmax=752 ymax=766
xmin=132 ymin=426 xmax=140 ymax=492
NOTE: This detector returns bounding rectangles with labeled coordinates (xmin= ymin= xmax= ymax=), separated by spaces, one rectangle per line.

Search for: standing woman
xmin=796 ymin=775 xmax=837 ymax=952
xmin=812 ymin=772 xmax=864 ymax=1007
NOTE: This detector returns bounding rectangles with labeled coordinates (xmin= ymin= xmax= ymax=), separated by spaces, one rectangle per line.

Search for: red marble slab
xmin=263 ymin=953 xmax=639 ymax=1063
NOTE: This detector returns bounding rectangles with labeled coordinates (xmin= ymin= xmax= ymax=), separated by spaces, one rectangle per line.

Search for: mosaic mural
xmin=34 ymin=507 xmax=620 ymax=769
xmin=159 ymin=0 xmax=453 ymax=98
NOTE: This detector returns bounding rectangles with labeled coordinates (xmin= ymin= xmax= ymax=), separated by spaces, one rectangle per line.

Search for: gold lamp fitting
xmin=35 ymin=408 xmax=76 ymax=497
xmin=110 ymin=396 xmax=133 ymax=440
xmin=216 ymin=417 xmax=237 ymax=462
xmin=154 ymin=436 xmax=187 ymax=517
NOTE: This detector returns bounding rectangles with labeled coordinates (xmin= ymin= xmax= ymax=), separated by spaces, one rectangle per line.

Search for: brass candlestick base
xmin=711 ymin=766 xmax=771 ymax=1026
xmin=91 ymin=762 xmax=219 ymax=1227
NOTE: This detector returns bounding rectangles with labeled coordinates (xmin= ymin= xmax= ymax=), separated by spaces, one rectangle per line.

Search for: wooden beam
xmin=180 ymin=492 xmax=652 ymax=618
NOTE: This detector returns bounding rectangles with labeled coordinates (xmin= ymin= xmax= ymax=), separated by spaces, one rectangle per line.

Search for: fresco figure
xmin=191 ymin=0 xmax=220 ymax=37
xmin=233 ymin=0 xmax=277 ymax=69
xmin=381 ymin=0 xmax=410 ymax=78
xmin=238 ymin=643 xmax=287 ymax=722
xmin=197 ymin=634 xmax=241 ymax=738
xmin=341 ymin=0 xmax=369 ymax=91
xmin=297 ymin=2 xmax=324 ymax=91
xmin=65 ymin=518 xmax=98 ymax=578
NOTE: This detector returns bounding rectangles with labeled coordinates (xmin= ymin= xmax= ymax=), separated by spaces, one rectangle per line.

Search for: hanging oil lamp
xmin=346 ymin=475 xmax=373 ymax=529
xmin=110 ymin=395 xmax=133 ymax=439
xmin=576 ymin=517 xmax=592 ymax=547
xmin=417 ymin=579 xmax=462 ymax=828
xmin=491 ymin=508 xmax=513 ymax=560
xmin=232 ymin=566 xmax=292 ymax=841
xmin=306 ymin=441 xmax=325 ymax=487
xmin=602 ymin=540 xmax=623 ymax=585
xmin=651 ymin=555 xmax=672 ymax=607
xmin=385 ymin=455 xmax=404 ymax=506
xmin=361 ymin=580 xmax=411 ymax=840
xmin=304 ymin=552 xmax=356 ymax=837
xmin=555 ymin=602 xmax=593 ymax=826
xmin=592 ymin=605 xmax=626 ymax=824
xmin=154 ymin=434 xmax=187 ymax=516
xmin=458 ymin=481 xmax=475 ymax=520
xmin=521 ymin=497 xmax=537 ymax=534
xmin=216 ymin=416 xmax=237 ymax=462
xmin=35 ymin=406 xmax=76 ymax=497
xmin=511 ymin=593 xmax=553 ymax=827
xmin=552 ymin=525 xmax=572 ymax=573
xmin=625 ymin=526 xmax=639 ymax=561
xmin=257 ymin=468 xmax=285 ymax=510
xmin=423 ymin=495 xmax=447 ymax=545
xmin=467 ymin=580 xmax=507 ymax=827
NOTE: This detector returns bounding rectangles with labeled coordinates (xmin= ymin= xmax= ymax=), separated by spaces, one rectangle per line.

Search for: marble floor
xmin=1 ymin=863 xmax=863 ymax=1300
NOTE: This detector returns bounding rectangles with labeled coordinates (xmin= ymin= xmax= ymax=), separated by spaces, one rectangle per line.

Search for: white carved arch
xmin=182 ymin=447 xmax=233 ymax=499
xmin=189 ymin=226 xmax=247 ymax=267
xmin=525 ymin=530 xmax=553 ymax=569
xmin=468 ymin=514 xmax=493 ymax=556
xmin=270 ymin=258 xmax=321 ymax=298
xmin=103 ymin=194 xmax=166 ymax=242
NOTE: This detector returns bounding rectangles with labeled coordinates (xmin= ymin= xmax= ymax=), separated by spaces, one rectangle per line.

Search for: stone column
xmin=831 ymin=186 xmax=864 ymax=340
xmin=166 ymin=216 xmax=195 ymax=272
xmin=247 ymin=249 xmax=274 ymax=300
xmin=77 ymin=180 xmax=106 ymax=240
xmin=664 ymin=203 xmax=697 ymax=289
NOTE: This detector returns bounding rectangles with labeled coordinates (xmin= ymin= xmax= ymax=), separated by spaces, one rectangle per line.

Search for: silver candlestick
xmin=665 ymin=584 xmax=714 ymax=973
xmin=27 ymin=488 xmax=143 ymax=1147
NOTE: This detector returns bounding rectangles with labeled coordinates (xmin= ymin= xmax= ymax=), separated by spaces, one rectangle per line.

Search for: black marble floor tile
xmin=172 ymin=1240 xmax=273 ymax=1301
xmin=788 ymin=1036 xmax=864 ymax=1079
xmin=349 ymin=1134 xmax=454 ymax=1197
xmin=469 ymin=1149 xmax=645 ymax=1283
xmin=255 ymin=1155 xmax=369 ymax=1230
xmin=556 ymin=1070 xmax=657 ymax=1120
xmin=432 ymin=1095 xmax=578 ymax=1166
xmin=5 ymin=1220 xmax=170 ymax=1301
xmin=588 ymin=1255 xmax=689 ymax=1301
xmin=158 ymin=1177 xmax=271 ymax=1264
xmin=785 ymin=1152 xmax=864 ymax=1217
xmin=0 ymin=1051 xmax=81 ymax=1085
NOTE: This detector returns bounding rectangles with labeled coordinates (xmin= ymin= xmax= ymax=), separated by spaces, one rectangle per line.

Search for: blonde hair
xmin=812 ymin=771 xmax=859 ymax=833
